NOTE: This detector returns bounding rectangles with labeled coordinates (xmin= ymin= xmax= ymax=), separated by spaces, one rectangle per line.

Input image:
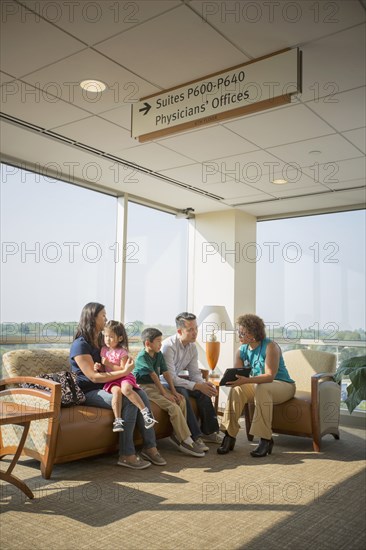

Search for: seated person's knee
xmin=122 ymin=385 xmax=133 ymax=397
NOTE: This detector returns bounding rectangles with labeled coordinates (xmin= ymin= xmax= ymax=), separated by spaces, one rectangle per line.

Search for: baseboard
xmin=340 ymin=409 xmax=366 ymax=429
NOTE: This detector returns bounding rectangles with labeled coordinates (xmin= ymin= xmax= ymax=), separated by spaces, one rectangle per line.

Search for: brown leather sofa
xmin=0 ymin=348 xmax=206 ymax=479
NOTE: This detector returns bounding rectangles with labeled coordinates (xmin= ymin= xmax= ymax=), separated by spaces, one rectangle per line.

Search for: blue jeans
xmin=84 ymin=387 xmax=156 ymax=456
xmin=175 ymin=387 xmax=219 ymax=440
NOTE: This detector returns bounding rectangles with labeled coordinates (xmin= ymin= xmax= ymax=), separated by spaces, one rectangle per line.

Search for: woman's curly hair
xmin=237 ymin=314 xmax=266 ymax=342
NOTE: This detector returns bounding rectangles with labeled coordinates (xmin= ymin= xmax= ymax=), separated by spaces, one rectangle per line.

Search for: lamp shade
xmin=197 ymin=305 xmax=233 ymax=341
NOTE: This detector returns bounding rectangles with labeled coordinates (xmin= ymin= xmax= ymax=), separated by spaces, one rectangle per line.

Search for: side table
xmin=0 ymin=402 xmax=55 ymax=499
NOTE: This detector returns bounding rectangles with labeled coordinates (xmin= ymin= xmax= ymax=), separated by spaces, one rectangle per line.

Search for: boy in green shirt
xmin=134 ymin=328 xmax=206 ymax=458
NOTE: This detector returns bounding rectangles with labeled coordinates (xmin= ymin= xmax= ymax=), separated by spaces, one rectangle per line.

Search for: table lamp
xmin=197 ymin=305 xmax=233 ymax=377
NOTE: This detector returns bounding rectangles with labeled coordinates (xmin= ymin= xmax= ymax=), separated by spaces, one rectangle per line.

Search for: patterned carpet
xmin=1 ymin=423 xmax=365 ymax=550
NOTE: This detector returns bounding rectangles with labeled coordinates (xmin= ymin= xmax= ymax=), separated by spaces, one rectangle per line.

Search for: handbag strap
xmin=65 ymin=372 xmax=78 ymax=402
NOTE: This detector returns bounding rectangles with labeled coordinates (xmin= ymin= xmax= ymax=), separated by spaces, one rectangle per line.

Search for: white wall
xmin=188 ymin=209 xmax=257 ymax=376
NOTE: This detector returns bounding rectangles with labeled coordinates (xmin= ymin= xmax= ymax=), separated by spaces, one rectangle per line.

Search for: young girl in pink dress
xmin=95 ymin=321 xmax=157 ymax=432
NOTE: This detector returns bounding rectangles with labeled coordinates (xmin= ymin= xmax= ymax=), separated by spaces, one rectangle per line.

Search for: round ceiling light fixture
xmin=80 ymin=79 xmax=107 ymax=93
xmin=272 ymin=178 xmax=288 ymax=185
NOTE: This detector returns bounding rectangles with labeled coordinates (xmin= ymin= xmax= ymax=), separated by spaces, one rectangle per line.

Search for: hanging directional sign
xmin=132 ymin=48 xmax=301 ymax=142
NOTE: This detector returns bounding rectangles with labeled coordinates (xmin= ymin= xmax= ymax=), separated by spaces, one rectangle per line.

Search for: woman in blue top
xmin=218 ymin=314 xmax=295 ymax=457
xmin=70 ymin=302 xmax=166 ymax=469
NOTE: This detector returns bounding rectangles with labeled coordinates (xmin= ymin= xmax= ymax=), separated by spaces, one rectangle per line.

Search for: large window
xmin=124 ymin=202 xmax=188 ymax=338
xmin=256 ymin=210 xmax=365 ymax=340
xmin=0 ymin=163 xmax=117 ymax=345
xmin=256 ymin=209 xmax=366 ymax=410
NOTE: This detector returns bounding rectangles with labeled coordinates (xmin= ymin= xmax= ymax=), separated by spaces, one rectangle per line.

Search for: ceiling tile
xmin=342 ymin=128 xmax=366 ymax=154
xmin=221 ymin=193 xmax=274 ymax=206
xmin=238 ymin=188 xmax=366 ymax=217
xmin=267 ymin=134 xmax=363 ymax=167
xmin=1 ymin=80 xmax=91 ymax=129
xmin=159 ymin=125 xmax=258 ymax=162
xmin=195 ymin=180 xmax=272 ymax=200
xmin=0 ymin=1 xmax=85 ymax=77
xmin=305 ymin=88 xmax=366 ymax=132
xmin=126 ymin=171 xmax=229 ymax=213
xmin=95 ymin=5 xmax=248 ymax=89
xmin=52 ymin=116 xmax=139 ymax=152
xmin=203 ymin=149 xmax=288 ymax=185
xmin=302 ymin=157 xmax=366 ymax=186
xmin=0 ymin=71 xmax=15 ymax=86
xmin=269 ymin=183 xmax=332 ymax=198
xmin=300 ymin=24 xmax=366 ymax=102
xmin=322 ymin=178 xmax=365 ymax=190
xmin=224 ymin=103 xmax=334 ymax=148
xmin=190 ymin=0 xmax=365 ymax=58
xmin=98 ymin=104 xmax=131 ymax=130
xmin=20 ymin=1 xmax=181 ymax=46
xmin=22 ymin=49 xmax=159 ymax=114
xmin=159 ymin=163 xmax=225 ymax=186
xmin=1 ymin=1 xmax=365 ymax=217
xmin=114 ymin=143 xmax=194 ymax=171
xmin=241 ymin=166 xmax=325 ymax=194
xmin=0 ymin=119 xmax=229 ymax=213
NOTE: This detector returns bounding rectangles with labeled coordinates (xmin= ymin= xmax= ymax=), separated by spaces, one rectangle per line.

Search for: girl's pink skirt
xmin=103 ymin=373 xmax=140 ymax=393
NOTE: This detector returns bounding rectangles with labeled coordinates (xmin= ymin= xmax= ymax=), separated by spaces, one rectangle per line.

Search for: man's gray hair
xmin=175 ymin=312 xmax=196 ymax=329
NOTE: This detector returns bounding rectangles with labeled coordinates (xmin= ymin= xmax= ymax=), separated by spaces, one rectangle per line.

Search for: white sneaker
xmin=112 ymin=418 xmax=125 ymax=432
xmin=142 ymin=410 xmax=158 ymax=430
xmin=201 ymin=432 xmax=224 ymax=444
xmin=194 ymin=437 xmax=209 ymax=452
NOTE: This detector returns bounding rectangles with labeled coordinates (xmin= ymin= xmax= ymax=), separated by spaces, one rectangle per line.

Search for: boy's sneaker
xmin=194 ymin=437 xmax=209 ymax=452
xmin=112 ymin=418 xmax=124 ymax=432
xmin=142 ymin=410 xmax=158 ymax=430
xmin=201 ymin=432 xmax=224 ymax=444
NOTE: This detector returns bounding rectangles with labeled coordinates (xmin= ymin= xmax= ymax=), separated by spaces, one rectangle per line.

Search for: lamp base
xmin=208 ymin=370 xmax=220 ymax=379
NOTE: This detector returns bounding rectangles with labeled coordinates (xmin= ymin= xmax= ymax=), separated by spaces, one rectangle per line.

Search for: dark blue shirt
xmin=69 ymin=336 xmax=104 ymax=393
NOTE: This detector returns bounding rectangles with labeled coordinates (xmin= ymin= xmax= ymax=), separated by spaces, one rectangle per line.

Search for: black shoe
xmin=217 ymin=432 xmax=236 ymax=454
xmin=250 ymin=438 xmax=274 ymax=457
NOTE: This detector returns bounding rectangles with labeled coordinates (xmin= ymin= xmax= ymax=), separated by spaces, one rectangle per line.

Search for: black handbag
xmin=22 ymin=371 xmax=86 ymax=407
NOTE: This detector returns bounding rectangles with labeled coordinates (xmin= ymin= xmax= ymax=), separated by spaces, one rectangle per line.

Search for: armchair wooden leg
xmin=40 ymin=460 xmax=53 ymax=480
xmin=312 ymin=439 xmax=320 ymax=452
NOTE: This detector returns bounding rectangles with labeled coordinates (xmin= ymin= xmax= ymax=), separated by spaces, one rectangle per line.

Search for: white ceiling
xmin=0 ymin=0 xmax=365 ymax=217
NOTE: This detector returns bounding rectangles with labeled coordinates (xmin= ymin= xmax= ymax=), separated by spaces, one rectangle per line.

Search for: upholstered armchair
xmin=244 ymin=349 xmax=341 ymax=451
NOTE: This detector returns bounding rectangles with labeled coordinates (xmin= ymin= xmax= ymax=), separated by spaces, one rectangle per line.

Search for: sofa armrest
xmin=0 ymin=376 xmax=62 ymax=413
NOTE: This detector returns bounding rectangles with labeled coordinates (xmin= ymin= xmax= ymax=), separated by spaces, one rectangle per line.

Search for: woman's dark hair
xmin=74 ymin=302 xmax=105 ymax=346
xmin=104 ymin=320 xmax=129 ymax=351
xmin=237 ymin=314 xmax=266 ymax=342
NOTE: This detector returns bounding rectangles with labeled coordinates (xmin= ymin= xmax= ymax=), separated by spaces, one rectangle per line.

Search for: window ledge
xmin=340 ymin=408 xmax=366 ymax=429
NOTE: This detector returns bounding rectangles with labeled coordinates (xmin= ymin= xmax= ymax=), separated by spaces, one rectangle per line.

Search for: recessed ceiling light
xmin=272 ymin=179 xmax=288 ymax=185
xmin=309 ymin=150 xmax=321 ymax=155
xmin=80 ymin=79 xmax=107 ymax=92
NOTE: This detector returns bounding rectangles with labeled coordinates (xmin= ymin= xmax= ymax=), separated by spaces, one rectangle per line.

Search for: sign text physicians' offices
xmin=132 ymin=49 xmax=301 ymax=141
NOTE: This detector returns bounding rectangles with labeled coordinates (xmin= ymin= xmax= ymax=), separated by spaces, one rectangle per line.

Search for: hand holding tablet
xmin=219 ymin=366 xmax=252 ymax=386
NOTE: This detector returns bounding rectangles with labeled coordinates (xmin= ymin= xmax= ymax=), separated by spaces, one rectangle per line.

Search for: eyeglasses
xmin=237 ymin=329 xmax=249 ymax=337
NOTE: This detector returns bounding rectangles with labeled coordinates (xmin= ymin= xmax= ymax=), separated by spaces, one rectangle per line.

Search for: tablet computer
xmin=219 ymin=367 xmax=252 ymax=386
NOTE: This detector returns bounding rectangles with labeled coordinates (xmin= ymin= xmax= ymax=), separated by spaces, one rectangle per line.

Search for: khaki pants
xmin=140 ymin=384 xmax=191 ymax=442
xmin=220 ymin=381 xmax=296 ymax=440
